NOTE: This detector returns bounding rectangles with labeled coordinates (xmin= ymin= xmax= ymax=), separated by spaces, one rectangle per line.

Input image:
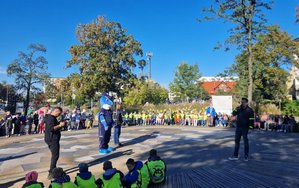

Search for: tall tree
xmin=67 ymin=16 xmax=146 ymax=98
xmin=169 ymin=62 xmax=206 ymax=102
xmin=229 ymin=26 xmax=299 ymax=103
xmin=200 ymin=0 xmax=272 ymax=104
xmin=7 ymin=44 xmax=50 ymax=115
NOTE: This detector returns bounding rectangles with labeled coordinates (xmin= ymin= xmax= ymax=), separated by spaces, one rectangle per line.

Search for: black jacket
xmin=233 ymin=105 xmax=254 ymax=129
xmin=44 ymin=114 xmax=61 ymax=143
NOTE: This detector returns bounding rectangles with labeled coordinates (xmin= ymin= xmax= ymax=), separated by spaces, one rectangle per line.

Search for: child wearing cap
xmin=49 ymin=167 xmax=77 ymax=188
xmin=74 ymin=163 xmax=97 ymax=188
xmin=96 ymin=160 xmax=124 ymax=188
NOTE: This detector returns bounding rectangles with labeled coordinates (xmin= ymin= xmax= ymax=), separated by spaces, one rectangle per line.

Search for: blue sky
xmin=0 ymin=0 xmax=298 ymax=88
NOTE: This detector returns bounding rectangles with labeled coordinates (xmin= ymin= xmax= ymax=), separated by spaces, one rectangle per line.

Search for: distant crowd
xmin=1 ymin=105 xmax=297 ymax=138
xmin=0 ymin=106 xmax=93 ymax=137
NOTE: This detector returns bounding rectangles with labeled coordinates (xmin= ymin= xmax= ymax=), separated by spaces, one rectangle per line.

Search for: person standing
xmin=33 ymin=111 xmax=39 ymax=134
xmin=4 ymin=111 xmax=13 ymax=137
xmin=228 ymin=98 xmax=254 ymax=161
xmin=44 ymin=107 xmax=65 ymax=179
xmin=205 ymin=103 xmax=216 ymax=127
xmin=114 ymin=104 xmax=123 ymax=147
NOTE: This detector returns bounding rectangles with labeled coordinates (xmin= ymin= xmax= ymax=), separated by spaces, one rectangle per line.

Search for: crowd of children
xmin=22 ymin=149 xmax=166 ymax=188
xmin=123 ymin=110 xmax=230 ymax=127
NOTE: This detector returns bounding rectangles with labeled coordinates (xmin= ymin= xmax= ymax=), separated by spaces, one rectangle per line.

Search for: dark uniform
xmin=232 ymin=105 xmax=254 ymax=157
xmin=44 ymin=114 xmax=61 ymax=173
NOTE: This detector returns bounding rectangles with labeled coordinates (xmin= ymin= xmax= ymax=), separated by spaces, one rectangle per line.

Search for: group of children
xmin=22 ymin=149 xmax=166 ymax=188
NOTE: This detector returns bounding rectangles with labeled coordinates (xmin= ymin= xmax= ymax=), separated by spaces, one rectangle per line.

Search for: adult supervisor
xmin=228 ymin=97 xmax=254 ymax=161
xmin=44 ymin=106 xmax=65 ymax=179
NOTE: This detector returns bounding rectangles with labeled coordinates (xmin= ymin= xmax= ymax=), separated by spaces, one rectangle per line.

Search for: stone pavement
xmin=0 ymin=126 xmax=298 ymax=188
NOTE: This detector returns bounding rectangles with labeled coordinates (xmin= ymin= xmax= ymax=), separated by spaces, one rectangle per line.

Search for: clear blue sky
xmin=0 ymin=0 xmax=298 ymax=88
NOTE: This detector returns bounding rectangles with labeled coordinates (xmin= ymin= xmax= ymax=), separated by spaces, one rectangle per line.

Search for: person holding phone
xmin=44 ymin=106 xmax=66 ymax=179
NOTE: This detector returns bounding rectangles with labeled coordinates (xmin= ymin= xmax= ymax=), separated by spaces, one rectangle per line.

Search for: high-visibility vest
xmin=75 ymin=175 xmax=97 ymax=188
xmin=99 ymin=172 xmax=122 ymax=188
xmin=146 ymin=160 xmax=166 ymax=184
xmin=51 ymin=182 xmax=77 ymax=188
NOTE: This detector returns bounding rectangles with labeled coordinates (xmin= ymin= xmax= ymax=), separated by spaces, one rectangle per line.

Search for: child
xmin=22 ymin=171 xmax=44 ymax=188
xmin=74 ymin=163 xmax=97 ymax=188
xmin=125 ymin=158 xmax=149 ymax=188
xmin=49 ymin=167 xmax=77 ymax=188
xmin=96 ymin=160 xmax=124 ymax=188
xmin=145 ymin=149 xmax=166 ymax=184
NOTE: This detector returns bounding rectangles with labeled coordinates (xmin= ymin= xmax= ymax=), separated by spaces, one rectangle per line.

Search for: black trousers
xmin=46 ymin=141 xmax=60 ymax=173
xmin=234 ymin=127 xmax=249 ymax=157
xmin=98 ymin=123 xmax=112 ymax=150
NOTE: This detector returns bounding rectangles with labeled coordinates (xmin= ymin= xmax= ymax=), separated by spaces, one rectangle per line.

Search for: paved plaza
xmin=0 ymin=126 xmax=298 ymax=188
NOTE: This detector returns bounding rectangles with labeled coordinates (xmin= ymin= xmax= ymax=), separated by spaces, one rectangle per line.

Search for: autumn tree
xmin=200 ymin=0 xmax=272 ymax=105
xmin=67 ymin=16 xmax=146 ymax=100
xmin=7 ymin=44 xmax=50 ymax=115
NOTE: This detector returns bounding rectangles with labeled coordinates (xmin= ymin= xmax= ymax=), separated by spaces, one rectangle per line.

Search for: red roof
xmin=201 ymin=81 xmax=237 ymax=95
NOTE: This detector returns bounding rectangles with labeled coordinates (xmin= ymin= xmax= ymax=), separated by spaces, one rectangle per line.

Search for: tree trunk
xmin=247 ymin=0 xmax=255 ymax=106
xmin=25 ymin=86 xmax=30 ymax=115
xmin=248 ymin=43 xmax=253 ymax=105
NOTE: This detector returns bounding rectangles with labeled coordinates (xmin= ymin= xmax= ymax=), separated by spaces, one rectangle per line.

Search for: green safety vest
xmin=24 ymin=183 xmax=43 ymax=188
xmin=75 ymin=175 xmax=97 ymax=188
xmin=51 ymin=182 xmax=77 ymax=188
xmin=146 ymin=160 xmax=166 ymax=184
xmin=138 ymin=165 xmax=150 ymax=188
xmin=100 ymin=173 xmax=122 ymax=188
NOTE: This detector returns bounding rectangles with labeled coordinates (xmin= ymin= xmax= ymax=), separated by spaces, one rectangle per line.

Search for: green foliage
xmin=0 ymin=82 xmax=23 ymax=113
xmin=123 ymin=79 xmax=168 ymax=105
xmin=282 ymin=100 xmax=299 ymax=116
xmin=231 ymin=26 xmax=299 ymax=103
xmin=200 ymin=0 xmax=273 ymax=104
xmin=7 ymin=43 xmax=50 ymax=115
xmin=169 ymin=62 xmax=207 ymax=102
xmin=67 ymin=16 xmax=146 ymax=98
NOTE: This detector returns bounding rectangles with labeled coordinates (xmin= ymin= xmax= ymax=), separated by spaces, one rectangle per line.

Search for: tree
xmin=169 ymin=62 xmax=206 ymax=102
xmin=229 ymin=26 xmax=299 ymax=103
xmin=0 ymin=82 xmax=22 ymax=113
xmin=7 ymin=44 xmax=50 ymax=115
xmin=123 ymin=79 xmax=168 ymax=105
xmin=200 ymin=0 xmax=272 ymax=104
xmin=67 ymin=16 xmax=146 ymax=99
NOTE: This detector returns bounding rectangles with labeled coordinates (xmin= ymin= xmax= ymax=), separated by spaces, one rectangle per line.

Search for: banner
xmin=211 ymin=95 xmax=232 ymax=115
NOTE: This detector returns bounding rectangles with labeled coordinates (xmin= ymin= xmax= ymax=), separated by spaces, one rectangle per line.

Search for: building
xmin=199 ymin=77 xmax=238 ymax=95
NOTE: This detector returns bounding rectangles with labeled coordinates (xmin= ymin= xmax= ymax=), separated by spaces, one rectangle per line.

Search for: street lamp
xmin=5 ymin=84 xmax=9 ymax=107
xmin=146 ymin=52 xmax=153 ymax=80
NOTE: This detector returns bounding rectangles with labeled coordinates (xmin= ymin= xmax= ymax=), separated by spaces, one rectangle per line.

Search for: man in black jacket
xmin=44 ymin=107 xmax=65 ymax=179
xmin=229 ymin=98 xmax=254 ymax=161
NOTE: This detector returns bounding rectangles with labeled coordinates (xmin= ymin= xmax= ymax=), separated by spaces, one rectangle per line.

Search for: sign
xmin=211 ymin=95 xmax=233 ymax=115
xmin=16 ymin=102 xmax=24 ymax=113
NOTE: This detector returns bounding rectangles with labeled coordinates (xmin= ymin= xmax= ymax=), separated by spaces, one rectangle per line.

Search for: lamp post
xmin=146 ymin=52 xmax=153 ymax=80
xmin=5 ymin=84 xmax=8 ymax=107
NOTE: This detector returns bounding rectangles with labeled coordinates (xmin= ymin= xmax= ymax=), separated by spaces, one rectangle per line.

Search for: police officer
xmin=228 ymin=98 xmax=254 ymax=161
